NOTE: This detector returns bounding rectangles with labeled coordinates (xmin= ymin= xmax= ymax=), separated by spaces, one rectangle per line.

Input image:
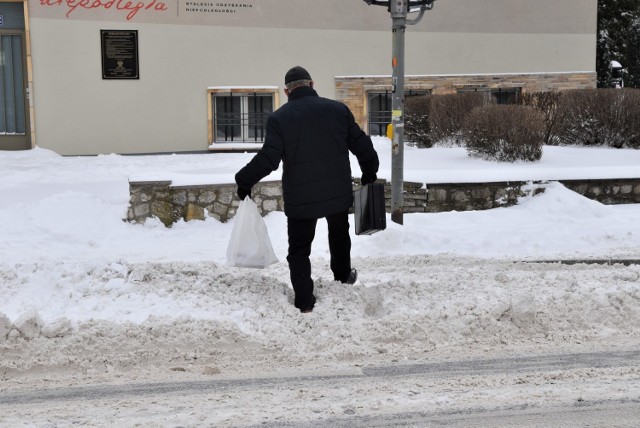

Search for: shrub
xmin=556 ymin=89 xmax=640 ymax=148
xmin=429 ymin=92 xmax=490 ymax=146
xmin=405 ymin=95 xmax=432 ymax=147
xmin=463 ymin=105 xmax=545 ymax=162
xmin=520 ymin=91 xmax=564 ymax=145
xmin=405 ymin=92 xmax=490 ymax=148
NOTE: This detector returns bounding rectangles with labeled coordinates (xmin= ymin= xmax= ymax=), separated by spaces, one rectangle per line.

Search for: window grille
xmin=457 ymin=87 xmax=520 ymax=105
xmin=491 ymin=89 xmax=519 ymax=105
xmin=367 ymin=90 xmax=429 ymax=136
xmin=213 ymin=92 xmax=274 ymax=143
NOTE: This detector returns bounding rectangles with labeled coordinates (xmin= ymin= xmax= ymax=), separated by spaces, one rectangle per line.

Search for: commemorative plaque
xmin=101 ymin=30 xmax=139 ymax=79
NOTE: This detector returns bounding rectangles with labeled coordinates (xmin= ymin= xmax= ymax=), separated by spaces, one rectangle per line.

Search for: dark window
xmin=367 ymin=90 xmax=429 ymax=136
xmin=367 ymin=92 xmax=391 ymax=136
xmin=215 ymin=95 xmax=241 ymax=141
xmin=457 ymin=87 xmax=520 ymax=105
xmin=491 ymin=89 xmax=519 ymax=105
xmin=0 ymin=34 xmax=26 ymax=135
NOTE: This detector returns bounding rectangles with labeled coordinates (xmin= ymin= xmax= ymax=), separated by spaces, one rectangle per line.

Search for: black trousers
xmin=286 ymin=210 xmax=351 ymax=310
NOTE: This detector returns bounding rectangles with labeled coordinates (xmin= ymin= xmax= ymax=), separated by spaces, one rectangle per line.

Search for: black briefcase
xmin=354 ymin=183 xmax=386 ymax=235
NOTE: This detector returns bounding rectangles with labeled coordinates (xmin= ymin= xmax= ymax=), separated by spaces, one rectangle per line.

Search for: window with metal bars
xmin=367 ymin=90 xmax=430 ymax=136
xmin=213 ymin=92 xmax=273 ymax=142
xmin=491 ymin=88 xmax=519 ymax=105
xmin=457 ymin=87 xmax=520 ymax=105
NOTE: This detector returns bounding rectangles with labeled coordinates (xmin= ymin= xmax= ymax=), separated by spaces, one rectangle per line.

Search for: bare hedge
xmin=405 ymin=92 xmax=489 ymax=147
xmin=520 ymin=91 xmax=565 ymax=145
xmin=555 ymin=89 xmax=640 ymax=149
xmin=428 ymin=92 xmax=489 ymax=146
xmin=404 ymin=95 xmax=432 ymax=147
xmin=405 ymin=88 xmax=640 ymax=154
xmin=462 ymin=105 xmax=545 ymax=162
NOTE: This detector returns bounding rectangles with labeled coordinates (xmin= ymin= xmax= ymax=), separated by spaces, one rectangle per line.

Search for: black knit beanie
xmin=284 ymin=66 xmax=312 ymax=84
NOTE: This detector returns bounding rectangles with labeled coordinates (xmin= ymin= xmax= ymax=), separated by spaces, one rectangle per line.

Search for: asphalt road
xmin=2 ymin=350 xmax=639 ymax=427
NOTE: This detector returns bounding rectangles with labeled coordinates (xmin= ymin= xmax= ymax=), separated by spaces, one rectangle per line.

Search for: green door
xmin=0 ymin=2 xmax=30 ymax=150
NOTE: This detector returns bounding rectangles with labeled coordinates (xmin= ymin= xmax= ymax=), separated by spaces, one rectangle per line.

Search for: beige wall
xmin=27 ymin=0 xmax=597 ymax=154
xmin=29 ymin=0 xmax=597 ymax=34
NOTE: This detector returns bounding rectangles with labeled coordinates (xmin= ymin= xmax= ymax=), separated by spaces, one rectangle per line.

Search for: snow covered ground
xmin=1 ymin=139 xmax=639 ymax=426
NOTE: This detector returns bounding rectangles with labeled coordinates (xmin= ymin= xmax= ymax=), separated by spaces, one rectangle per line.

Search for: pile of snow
xmin=0 ymin=140 xmax=639 ymax=374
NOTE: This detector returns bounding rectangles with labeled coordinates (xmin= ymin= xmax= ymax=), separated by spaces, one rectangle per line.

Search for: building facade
xmin=0 ymin=0 xmax=597 ymax=155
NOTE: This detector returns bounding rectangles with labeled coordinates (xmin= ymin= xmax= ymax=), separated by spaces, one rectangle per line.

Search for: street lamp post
xmin=363 ymin=0 xmax=435 ymax=225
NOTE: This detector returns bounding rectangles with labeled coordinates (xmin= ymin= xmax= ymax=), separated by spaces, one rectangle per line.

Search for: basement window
xmin=367 ymin=89 xmax=430 ymax=136
xmin=457 ymin=87 xmax=520 ymax=105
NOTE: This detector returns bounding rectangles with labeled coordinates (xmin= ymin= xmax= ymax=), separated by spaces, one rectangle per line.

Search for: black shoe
xmin=297 ymin=295 xmax=316 ymax=313
xmin=342 ymin=269 xmax=358 ymax=285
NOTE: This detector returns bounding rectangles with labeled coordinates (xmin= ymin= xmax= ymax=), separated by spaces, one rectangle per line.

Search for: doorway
xmin=0 ymin=1 xmax=30 ymax=150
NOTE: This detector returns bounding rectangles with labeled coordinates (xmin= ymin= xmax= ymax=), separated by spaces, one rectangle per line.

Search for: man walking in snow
xmin=235 ymin=66 xmax=379 ymax=313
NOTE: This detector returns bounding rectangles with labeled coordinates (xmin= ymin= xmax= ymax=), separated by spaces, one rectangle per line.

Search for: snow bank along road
xmin=1 ymin=256 xmax=639 ymax=426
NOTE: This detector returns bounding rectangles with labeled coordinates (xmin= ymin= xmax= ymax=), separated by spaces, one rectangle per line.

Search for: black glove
xmin=361 ymin=172 xmax=377 ymax=185
xmin=237 ymin=186 xmax=251 ymax=200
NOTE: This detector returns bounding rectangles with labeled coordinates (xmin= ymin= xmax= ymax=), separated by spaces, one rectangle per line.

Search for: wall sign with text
xmin=101 ymin=30 xmax=139 ymax=80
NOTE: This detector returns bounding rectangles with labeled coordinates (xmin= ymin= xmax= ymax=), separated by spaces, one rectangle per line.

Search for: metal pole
xmin=363 ymin=0 xmax=434 ymax=225
xmin=390 ymin=4 xmax=407 ymax=225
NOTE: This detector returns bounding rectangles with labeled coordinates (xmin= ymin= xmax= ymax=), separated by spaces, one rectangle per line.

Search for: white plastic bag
xmin=226 ymin=197 xmax=279 ymax=268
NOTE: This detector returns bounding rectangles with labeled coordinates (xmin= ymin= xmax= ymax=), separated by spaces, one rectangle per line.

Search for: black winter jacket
xmin=236 ymin=86 xmax=379 ymax=219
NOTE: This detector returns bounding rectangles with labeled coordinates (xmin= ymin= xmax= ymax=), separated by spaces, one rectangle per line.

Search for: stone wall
xmin=562 ymin=179 xmax=640 ymax=205
xmin=127 ymin=180 xmax=284 ymax=227
xmin=127 ymin=177 xmax=640 ymax=227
